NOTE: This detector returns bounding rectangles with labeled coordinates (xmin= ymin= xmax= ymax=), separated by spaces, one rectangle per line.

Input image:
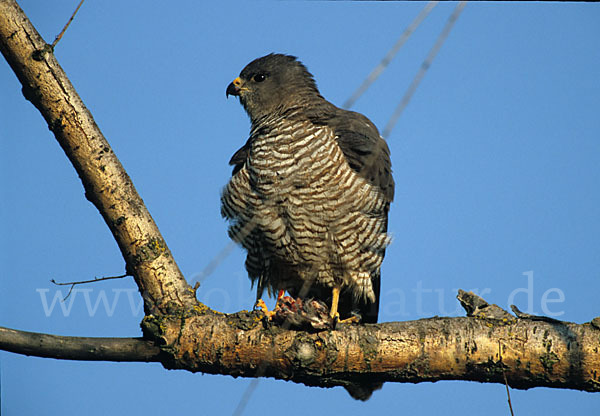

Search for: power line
xmin=382 ymin=1 xmax=467 ymax=139
xmin=232 ymin=379 xmax=260 ymax=416
xmin=343 ymin=1 xmax=438 ymax=110
xmin=231 ymin=277 xmax=320 ymax=415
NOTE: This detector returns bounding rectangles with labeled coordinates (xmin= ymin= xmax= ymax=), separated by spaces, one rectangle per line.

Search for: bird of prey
xmin=222 ymin=53 xmax=394 ymax=324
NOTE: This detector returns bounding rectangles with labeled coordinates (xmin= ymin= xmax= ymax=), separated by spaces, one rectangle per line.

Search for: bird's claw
xmin=254 ymin=298 xmax=277 ymax=319
xmin=331 ymin=311 xmax=362 ymax=328
xmin=338 ymin=315 xmax=361 ymax=324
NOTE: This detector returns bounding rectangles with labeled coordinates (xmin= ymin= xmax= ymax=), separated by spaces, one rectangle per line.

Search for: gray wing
xmin=306 ymin=105 xmax=394 ymax=203
xmin=331 ymin=110 xmax=394 ymax=203
xmin=324 ymin=109 xmax=393 ymax=324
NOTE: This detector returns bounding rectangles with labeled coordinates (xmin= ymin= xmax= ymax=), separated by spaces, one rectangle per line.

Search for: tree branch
xmin=0 ymin=326 xmax=161 ymax=361
xmin=0 ymin=0 xmax=195 ymax=315
xmin=143 ymin=306 xmax=600 ymax=393
xmin=1 ymin=306 xmax=599 ymax=393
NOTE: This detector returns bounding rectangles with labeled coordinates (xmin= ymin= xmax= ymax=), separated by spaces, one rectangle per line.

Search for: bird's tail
xmin=344 ymin=381 xmax=384 ymax=401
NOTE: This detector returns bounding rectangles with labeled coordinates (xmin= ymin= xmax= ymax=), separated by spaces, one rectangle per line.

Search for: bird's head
xmin=226 ymin=53 xmax=321 ymax=123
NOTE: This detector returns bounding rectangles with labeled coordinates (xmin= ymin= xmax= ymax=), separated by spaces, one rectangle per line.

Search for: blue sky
xmin=1 ymin=1 xmax=599 ymax=415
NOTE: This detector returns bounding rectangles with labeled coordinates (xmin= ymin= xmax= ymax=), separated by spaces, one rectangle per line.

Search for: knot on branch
xmin=457 ymin=289 xmax=515 ymax=323
xmin=140 ymin=301 xmax=216 ymax=346
xmin=31 ymin=43 xmax=53 ymax=61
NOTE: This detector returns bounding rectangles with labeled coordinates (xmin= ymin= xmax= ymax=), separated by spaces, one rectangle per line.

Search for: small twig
xmin=50 ymin=273 xmax=129 ymax=301
xmin=499 ymin=341 xmax=515 ymax=416
xmin=510 ymin=305 xmax=562 ymax=324
xmin=51 ymin=0 xmax=85 ymax=49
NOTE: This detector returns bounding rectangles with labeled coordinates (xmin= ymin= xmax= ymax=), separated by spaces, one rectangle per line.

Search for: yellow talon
xmin=330 ymin=286 xmax=340 ymax=320
xmin=329 ymin=287 xmax=361 ymax=325
xmin=255 ymin=298 xmax=276 ymax=319
xmin=338 ymin=315 xmax=361 ymax=324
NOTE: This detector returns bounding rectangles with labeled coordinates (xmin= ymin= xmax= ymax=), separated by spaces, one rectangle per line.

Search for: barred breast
xmin=221 ymin=114 xmax=391 ymax=304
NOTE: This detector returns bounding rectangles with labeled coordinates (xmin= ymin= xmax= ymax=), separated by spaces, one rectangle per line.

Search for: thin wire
xmin=191 ymin=241 xmax=236 ymax=285
xmin=232 ymin=379 xmax=260 ymax=416
xmin=499 ymin=341 xmax=515 ymax=416
xmin=191 ymin=212 xmax=259 ymax=287
xmin=231 ymin=278 xmax=317 ymax=416
xmin=343 ymin=1 xmax=438 ymax=110
xmin=503 ymin=369 xmax=515 ymax=416
xmin=382 ymin=1 xmax=467 ymax=139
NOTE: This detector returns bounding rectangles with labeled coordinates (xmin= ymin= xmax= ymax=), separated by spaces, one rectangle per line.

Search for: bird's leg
xmin=330 ymin=286 xmax=361 ymax=324
xmin=255 ymin=289 xmax=286 ymax=319
xmin=254 ymin=298 xmax=277 ymax=319
xmin=276 ymin=289 xmax=285 ymax=305
xmin=254 ymin=298 xmax=271 ymax=316
xmin=330 ymin=286 xmax=341 ymax=321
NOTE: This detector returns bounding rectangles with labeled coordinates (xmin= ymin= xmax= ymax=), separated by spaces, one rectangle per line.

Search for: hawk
xmin=222 ymin=53 xmax=394 ymax=324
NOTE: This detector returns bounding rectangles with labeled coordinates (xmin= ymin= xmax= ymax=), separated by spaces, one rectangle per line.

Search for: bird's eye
xmin=253 ymin=74 xmax=267 ymax=82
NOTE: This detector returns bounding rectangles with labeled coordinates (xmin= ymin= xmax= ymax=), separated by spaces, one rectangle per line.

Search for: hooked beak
xmin=226 ymin=77 xmax=243 ymax=98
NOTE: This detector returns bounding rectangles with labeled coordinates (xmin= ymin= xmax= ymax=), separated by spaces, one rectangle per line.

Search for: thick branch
xmin=0 ymin=0 xmax=195 ymax=314
xmin=2 ymin=311 xmax=599 ymax=392
xmin=144 ymin=308 xmax=600 ymax=393
xmin=0 ymin=326 xmax=161 ymax=361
